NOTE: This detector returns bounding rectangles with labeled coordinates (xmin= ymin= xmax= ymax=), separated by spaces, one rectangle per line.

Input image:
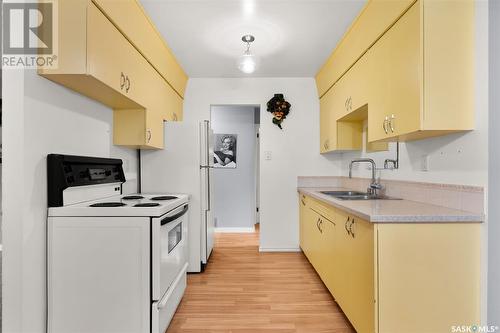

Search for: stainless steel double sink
xmin=320 ymin=190 xmax=401 ymax=201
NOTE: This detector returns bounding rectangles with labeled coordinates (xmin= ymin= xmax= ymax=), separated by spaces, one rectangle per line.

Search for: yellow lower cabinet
xmin=299 ymin=195 xmax=481 ymax=333
xmin=334 ymin=209 xmax=375 ymax=333
xmin=317 ymin=213 xmax=338 ymax=297
xmin=349 ymin=216 xmax=375 ymax=333
xmin=299 ymin=195 xmax=309 ymax=255
xmin=376 ymin=223 xmax=480 ymax=333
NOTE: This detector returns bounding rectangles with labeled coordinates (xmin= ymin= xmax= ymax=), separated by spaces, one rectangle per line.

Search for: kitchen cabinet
xmin=38 ymin=0 xmax=186 ymax=149
xmin=87 ymin=3 xmax=151 ymax=108
xmin=318 ymin=0 xmax=474 ymax=149
xmin=334 ymin=209 xmax=375 ymax=333
xmin=92 ymin=0 xmax=188 ymax=98
xmin=319 ymin=64 xmax=366 ymax=153
xmin=368 ymin=0 xmax=474 ymax=142
xmin=298 ymin=193 xmax=480 ymax=333
xmin=316 ymin=0 xmax=415 ymax=97
xmin=113 ymin=108 xmax=164 ymax=149
xmin=368 ymin=2 xmax=421 ymax=142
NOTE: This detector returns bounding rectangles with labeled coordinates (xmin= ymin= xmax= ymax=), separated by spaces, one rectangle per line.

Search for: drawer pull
xmin=383 ymin=116 xmax=389 ymax=134
xmin=389 ymin=114 xmax=395 ymax=133
xmin=349 ymin=219 xmax=355 ymax=238
xmin=125 ymin=76 xmax=130 ymax=93
xmin=344 ymin=216 xmax=351 ymax=236
xmin=120 ymin=72 xmax=126 ymax=90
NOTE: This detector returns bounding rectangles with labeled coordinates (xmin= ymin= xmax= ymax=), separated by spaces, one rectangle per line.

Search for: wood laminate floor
xmin=167 ymin=225 xmax=354 ymax=333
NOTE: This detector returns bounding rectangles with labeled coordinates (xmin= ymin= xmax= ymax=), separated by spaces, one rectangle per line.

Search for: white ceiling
xmin=140 ymin=0 xmax=366 ymax=78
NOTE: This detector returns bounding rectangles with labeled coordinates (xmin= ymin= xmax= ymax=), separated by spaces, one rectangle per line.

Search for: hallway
xmin=167 ymin=227 xmax=354 ymax=333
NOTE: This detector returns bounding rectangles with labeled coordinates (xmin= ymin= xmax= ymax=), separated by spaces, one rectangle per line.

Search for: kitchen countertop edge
xmin=298 ymin=187 xmax=484 ymax=223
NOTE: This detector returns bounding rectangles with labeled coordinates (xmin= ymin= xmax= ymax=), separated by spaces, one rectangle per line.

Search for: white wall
xmin=488 ymin=0 xmax=500 ymax=326
xmin=211 ymin=105 xmax=257 ymax=230
xmin=2 ymin=69 xmax=138 ymax=332
xmin=142 ymin=78 xmax=342 ymax=258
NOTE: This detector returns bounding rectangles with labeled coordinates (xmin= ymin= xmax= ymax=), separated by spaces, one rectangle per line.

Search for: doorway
xmin=210 ymin=105 xmax=260 ymax=235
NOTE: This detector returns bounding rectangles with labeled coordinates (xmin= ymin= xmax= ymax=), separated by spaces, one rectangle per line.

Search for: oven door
xmin=152 ymin=204 xmax=189 ymax=301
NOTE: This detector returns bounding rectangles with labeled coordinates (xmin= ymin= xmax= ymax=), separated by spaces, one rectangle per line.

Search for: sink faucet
xmin=348 ymin=158 xmax=383 ymax=195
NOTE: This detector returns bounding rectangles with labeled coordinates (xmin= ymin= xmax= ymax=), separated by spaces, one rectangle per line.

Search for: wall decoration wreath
xmin=267 ymin=94 xmax=291 ymax=130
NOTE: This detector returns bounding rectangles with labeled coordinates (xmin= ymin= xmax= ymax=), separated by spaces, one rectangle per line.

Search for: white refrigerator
xmin=199 ymin=120 xmax=215 ymax=267
xmin=141 ymin=120 xmax=215 ymax=272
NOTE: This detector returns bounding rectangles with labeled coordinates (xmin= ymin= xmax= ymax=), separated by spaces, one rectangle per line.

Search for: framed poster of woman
xmin=213 ymin=134 xmax=237 ymax=168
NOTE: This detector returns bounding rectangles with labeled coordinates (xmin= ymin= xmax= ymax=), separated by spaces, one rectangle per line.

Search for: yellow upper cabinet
xmin=38 ymin=0 xmax=186 ymax=149
xmin=368 ymin=0 xmax=474 ymax=142
xmin=87 ymin=3 xmax=152 ymax=109
xmin=92 ymin=0 xmax=188 ymax=98
xmin=316 ymin=0 xmax=415 ymax=97
xmin=368 ymin=2 xmax=421 ymax=142
xmin=318 ymin=0 xmax=475 ymax=148
xmin=319 ymin=56 xmax=368 ymax=153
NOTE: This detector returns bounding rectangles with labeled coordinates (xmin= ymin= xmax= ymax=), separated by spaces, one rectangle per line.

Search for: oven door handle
xmin=161 ymin=204 xmax=189 ymax=226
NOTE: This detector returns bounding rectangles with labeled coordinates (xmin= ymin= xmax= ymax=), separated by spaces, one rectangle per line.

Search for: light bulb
xmin=237 ymin=51 xmax=257 ymax=74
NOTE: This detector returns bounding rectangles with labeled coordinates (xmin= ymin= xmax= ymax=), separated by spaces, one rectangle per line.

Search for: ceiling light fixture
xmin=237 ymin=35 xmax=258 ymax=74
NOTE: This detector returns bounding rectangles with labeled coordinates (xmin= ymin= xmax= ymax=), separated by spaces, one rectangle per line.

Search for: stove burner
xmin=90 ymin=202 xmax=126 ymax=207
xmin=134 ymin=203 xmax=160 ymax=207
xmin=151 ymin=196 xmax=178 ymax=201
xmin=122 ymin=195 xmax=144 ymax=200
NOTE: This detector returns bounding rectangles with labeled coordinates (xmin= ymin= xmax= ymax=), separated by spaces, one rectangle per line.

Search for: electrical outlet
xmin=421 ymin=155 xmax=430 ymax=172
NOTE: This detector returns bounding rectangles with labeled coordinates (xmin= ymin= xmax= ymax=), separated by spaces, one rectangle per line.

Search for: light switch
xmin=264 ymin=151 xmax=272 ymax=160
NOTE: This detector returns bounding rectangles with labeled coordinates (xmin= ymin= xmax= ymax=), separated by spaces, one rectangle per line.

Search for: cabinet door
xmin=93 ymin=0 xmax=188 ymax=98
xmin=157 ymin=77 xmax=184 ymax=122
xmin=319 ymin=217 xmax=338 ymax=296
xmin=368 ymin=2 xmax=421 ymax=142
xmin=334 ymin=210 xmax=354 ymax=316
xmin=145 ymin=110 xmax=165 ymax=149
xmin=348 ymin=217 xmax=375 ymax=333
xmin=87 ymin=3 xmax=150 ymax=108
xmin=337 ymin=55 xmax=370 ymax=119
xmin=320 ymin=90 xmax=335 ymax=153
xmin=299 ymin=195 xmax=308 ymax=252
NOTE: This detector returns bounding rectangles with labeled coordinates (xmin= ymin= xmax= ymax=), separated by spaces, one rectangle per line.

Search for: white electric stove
xmin=47 ymin=154 xmax=189 ymax=333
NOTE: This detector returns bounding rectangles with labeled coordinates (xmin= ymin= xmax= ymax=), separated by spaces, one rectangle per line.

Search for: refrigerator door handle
xmin=207 ymin=169 xmax=211 ymax=211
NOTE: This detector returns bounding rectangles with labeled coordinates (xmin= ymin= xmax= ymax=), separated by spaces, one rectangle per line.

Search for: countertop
xmin=298 ymin=187 xmax=484 ymax=223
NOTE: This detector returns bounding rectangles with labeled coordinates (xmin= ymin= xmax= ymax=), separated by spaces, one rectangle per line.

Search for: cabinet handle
xmin=389 ymin=114 xmax=395 ymax=133
xmin=349 ymin=96 xmax=352 ymax=110
xmin=120 ymin=72 xmax=125 ymax=90
xmin=125 ymin=76 xmax=130 ymax=93
xmin=173 ymin=113 xmax=178 ymax=121
xmin=344 ymin=216 xmax=351 ymax=236
xmin=345 ymin=98 xmax=349 ymax=111
xmin=301 ymin=199 xmax=306 ymax=206
xmin=316 ymin=218 xmax=323 ymax=233
xmin=146 ymin=129 xmax=152 ymax=143
xmin=383 ymin=116 xmax=389 ymax=134
xmin=349 ymin=219 xmax=355 ymax=238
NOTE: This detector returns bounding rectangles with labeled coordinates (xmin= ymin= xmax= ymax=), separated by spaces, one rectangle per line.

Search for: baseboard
xmin=259 ymin=247 xmax=301 ymax=252
xmin=215 ymin=227 xmax=255 ymax=233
